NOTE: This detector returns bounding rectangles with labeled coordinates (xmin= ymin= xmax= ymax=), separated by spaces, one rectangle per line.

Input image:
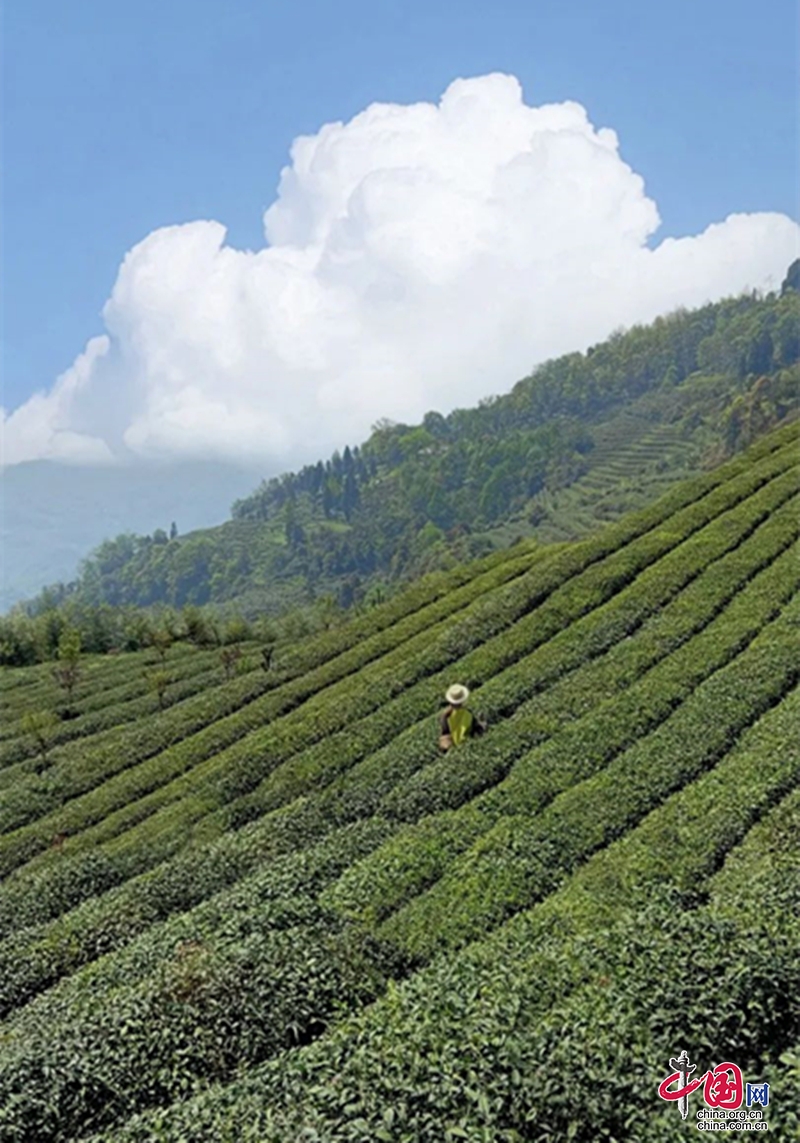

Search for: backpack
xmin=447 ymin=706 xmax=474 ymax=746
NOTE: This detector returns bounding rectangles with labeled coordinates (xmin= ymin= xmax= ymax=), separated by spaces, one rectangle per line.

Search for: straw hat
xmin=445 ymin=683 xmax=470 ymax=706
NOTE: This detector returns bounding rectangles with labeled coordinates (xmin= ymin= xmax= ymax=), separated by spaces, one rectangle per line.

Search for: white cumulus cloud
xmin=1 ymin=337 xmax=115 ymax=466
xmin=3 ymin=73 xmax=798 ymax=469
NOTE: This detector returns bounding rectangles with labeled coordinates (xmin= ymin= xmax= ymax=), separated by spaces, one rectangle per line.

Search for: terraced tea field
xmin=1 ymin=421 xmax=798 ymax=1142
xmin=523 ymin=370 xmax=756 ymax=545
xmin=531 ymin=415 xmax=702 ymax=542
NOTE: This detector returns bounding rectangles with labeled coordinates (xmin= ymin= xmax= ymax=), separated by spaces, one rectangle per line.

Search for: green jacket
xmin=440 ymin=705 xmax=486 ymax=746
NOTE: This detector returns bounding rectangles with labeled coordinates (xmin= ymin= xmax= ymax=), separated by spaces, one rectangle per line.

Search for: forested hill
xmin=28 ymin=271 xmax=800 ymax=617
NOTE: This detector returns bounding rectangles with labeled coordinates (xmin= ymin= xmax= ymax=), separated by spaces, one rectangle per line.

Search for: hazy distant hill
xmin=0 ymin=460 xmax=264 ymax=612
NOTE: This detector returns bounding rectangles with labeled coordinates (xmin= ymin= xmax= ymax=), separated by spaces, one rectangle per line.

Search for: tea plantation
xmin=0 ymin=421 xmax=798 ymax=1141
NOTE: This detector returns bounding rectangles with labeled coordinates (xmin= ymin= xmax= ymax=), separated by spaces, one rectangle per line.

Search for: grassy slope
xmin=0 ymin=421 xmax=797 ymax=1142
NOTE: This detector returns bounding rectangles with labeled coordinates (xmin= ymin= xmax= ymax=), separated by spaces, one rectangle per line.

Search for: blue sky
xmin=2 ymin=0 xmax=797 ymax=461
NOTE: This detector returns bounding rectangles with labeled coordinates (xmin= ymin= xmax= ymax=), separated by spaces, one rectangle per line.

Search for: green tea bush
xmin=81 ymin=687 xmax=799 ymax=1143
xmin=0 ymin=919 xmax=410 ymax=1143
xmin=252 ymin=469 xmax=797 ymax=823
xmin=0 ymin=641 xmax=203 ymax=728
xmin=0 ymin=451 xmax=794 ymax=961
xmin=0 ymin=544 xmax=547 ymax=877
xmin=377 ymin=483 xmax=798 ymax=824
xmin=0 ymin=819 xmax=394 ymax=1017
xmin=379 ymin=591 xmax=799 ymax=955
xmin=326 ymin=535 xmax=798 ymax=929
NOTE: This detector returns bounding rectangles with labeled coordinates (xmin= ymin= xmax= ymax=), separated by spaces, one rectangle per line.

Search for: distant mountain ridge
xmin=0 ymin=460 xmax=264 ymax=613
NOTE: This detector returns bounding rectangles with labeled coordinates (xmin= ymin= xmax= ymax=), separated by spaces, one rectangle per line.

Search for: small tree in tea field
xmin=149 ymin=626 xmax=174 ymax=665
xmin=146 ymin=669 xmax=172 ymax=711
xmin=52 ymin=628 xmax=81 ymax=714
xmin=22 ymin=709 xmax=59 ymax=768
xmin=220 ymin=645 xmax=243 ymax=681
xmin=261 ymin=642 xmax=276 ymax=672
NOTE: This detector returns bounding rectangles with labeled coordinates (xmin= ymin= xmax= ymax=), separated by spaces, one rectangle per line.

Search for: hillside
xmin=21 ymin=280 xmax=800 ymax=620
xmin=0 ymin=420 xmax=797 ymax=1140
